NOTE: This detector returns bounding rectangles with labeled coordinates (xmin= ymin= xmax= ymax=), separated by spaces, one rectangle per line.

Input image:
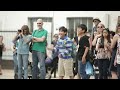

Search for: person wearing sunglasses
xmin=96 ymin=28 xmax=112 ymax=79
xmin=92 ymin=23 xmax=105 ymax=79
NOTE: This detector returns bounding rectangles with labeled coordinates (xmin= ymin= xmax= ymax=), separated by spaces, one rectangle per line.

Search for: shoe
xmin=14 ymin=74 xmax=18 ymax=79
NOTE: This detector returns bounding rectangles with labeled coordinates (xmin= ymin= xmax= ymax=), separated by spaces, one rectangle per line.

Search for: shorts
xmin=58 ymin=58 xmax=73 ymax=77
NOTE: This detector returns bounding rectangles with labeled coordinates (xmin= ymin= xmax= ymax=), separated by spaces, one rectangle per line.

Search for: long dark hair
xmin=99 ymin=28 xmax=111 ymax=48
xmin=21 ymin=25 xmax=30 ymax=35
xmin=116 ymin=23 xmax=120 ymax=34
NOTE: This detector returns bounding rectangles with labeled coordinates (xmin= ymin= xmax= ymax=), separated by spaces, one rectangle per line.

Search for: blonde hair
xmin=97 ymin=23 xmax=105 ymax=28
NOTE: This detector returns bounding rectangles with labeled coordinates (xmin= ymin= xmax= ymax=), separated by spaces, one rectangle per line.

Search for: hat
xmin=93 ymin=17 xmax=101 ymax=22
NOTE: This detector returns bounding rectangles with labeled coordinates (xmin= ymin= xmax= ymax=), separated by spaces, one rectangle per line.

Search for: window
xmin=67 ymin=17 xmax=93 ymax=39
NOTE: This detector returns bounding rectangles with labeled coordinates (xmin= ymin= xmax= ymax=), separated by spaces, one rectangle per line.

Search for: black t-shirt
xmin=74 ymin=36 xmax=78 ymax=45
xmin=77 ymin=35 xmax=90 ymax=61
xmin=0 ymin=44 xmax=3 ymax=57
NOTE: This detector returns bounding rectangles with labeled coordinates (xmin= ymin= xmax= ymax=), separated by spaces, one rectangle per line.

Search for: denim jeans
xmin=18 ymin=54 xmax=29 ymax=79
xmin=32 ymin=51 xmax=46 ymax=79
xmin=13 ymin=53 xmax=18 ymax=75
xmin=117 ymin=64 xmax=120 ymax=79
xmin=78 ymin=60 xmax=90 ymax=79
xmin=98 ymin=59 xmax=109 ymax=79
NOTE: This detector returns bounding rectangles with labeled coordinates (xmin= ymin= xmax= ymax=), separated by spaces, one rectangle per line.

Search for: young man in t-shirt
xmin=76 ymin=24 xmax=90 ymax=79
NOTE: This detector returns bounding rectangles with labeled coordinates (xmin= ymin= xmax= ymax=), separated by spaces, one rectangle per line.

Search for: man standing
xmin=32 ymin=19 xmax=48 ymax=79
xmin=91 ymin=17 xmax=101 ymax=40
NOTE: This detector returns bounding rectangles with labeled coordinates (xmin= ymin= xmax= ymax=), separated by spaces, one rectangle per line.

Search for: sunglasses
xmin=97 ymin=26 xmax=103 ymax=28
xmin=37 ymin=23 xmax=42 ymax=24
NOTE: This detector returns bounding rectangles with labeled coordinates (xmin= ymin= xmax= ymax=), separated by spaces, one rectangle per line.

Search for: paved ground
xmin=0 ymin=69 xmax=94 ymax=79
xmin=0 ymin=69 xmax=14 ymax=79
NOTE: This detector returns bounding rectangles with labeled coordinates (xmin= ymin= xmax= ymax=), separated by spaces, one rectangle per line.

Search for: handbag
xmin=85 ymin=61 xmax=94 ymax=75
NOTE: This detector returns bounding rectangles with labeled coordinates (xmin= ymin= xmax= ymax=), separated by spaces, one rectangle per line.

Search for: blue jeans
xmin=18 ymin=54 xmax=29 ymax=79
xmin=13 ymin=53 xmax=18 ymax=75
xmin=78 ymin=60 xmax=90 ymax=79
xmin=32 ymin=51 xmax=46 ymax=79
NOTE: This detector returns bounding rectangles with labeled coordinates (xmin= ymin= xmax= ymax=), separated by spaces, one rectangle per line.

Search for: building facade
xmin=0 ymin=11 xmax=120 ymax=60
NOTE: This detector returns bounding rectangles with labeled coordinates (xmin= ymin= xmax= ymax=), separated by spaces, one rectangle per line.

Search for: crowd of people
xmin=0 ymin=18 xmax=120 ymax=79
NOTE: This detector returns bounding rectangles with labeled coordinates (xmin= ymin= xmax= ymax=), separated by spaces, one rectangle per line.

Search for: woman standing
xmin=96 ymin=28 xmax=112 ymax=79
xmin=92 ymin=23 xmax=105 ymax=79
xmin=0 ymin=36 xmax=6 ymax=75
xmin=111 ymin=24 xmax=120 ymax=79
xmin=13 ymin=25 xmax=32 ymax=79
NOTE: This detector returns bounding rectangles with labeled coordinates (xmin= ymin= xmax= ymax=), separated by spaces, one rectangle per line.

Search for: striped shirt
xmin=54 ymin=36 xmax=73 ymax=59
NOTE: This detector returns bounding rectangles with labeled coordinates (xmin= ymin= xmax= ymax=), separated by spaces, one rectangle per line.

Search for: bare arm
xmin=83 ymin=47 xmax=89 ymax=58
xmin=111 ymin=35 xmax=118 ymax=50
xmin=33 ymin=36 xmax=46 ymax=42
xmin=106 ymin=39 xmax=112 ymax=52
xmin=89 ymin=37 xmax=92 ymax=50
xmin=92 ymin=34 xmax=101 ymax=46
xmin=47 ymin=44 xmax=54 ymax=50
xmin=12 ymin=32 xmax=21 ymax=44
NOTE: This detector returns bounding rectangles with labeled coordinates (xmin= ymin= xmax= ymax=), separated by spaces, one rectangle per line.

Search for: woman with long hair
xmin=13 ymin=25 xmax=32 ymax=79
xmin=96 ymin=28 xmax=112 ymax=79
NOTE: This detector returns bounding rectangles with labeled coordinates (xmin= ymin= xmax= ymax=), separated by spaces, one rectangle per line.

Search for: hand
xmin=32 ymin=37 xmax=37 ymax=40
xmin=32 ymin=39 xmax=37 ymax=42
xmin=47 ymin=46 xmax=54 ymax=50
xmin=82 ymin=56 xmax=86 ymax=64
xmin=96 ymin=34 xmax=102 ymax=38
xmin=58 ymin=54 xmax=62 ymax=58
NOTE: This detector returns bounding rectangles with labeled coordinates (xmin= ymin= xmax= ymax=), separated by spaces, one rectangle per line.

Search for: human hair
xmin=53 ymin=34 xmax=58 ymax=37
xmin=21 ymin=25 xmax=30 ymax=35
xmin=110 ymin=31 xmax=115 ymax=37
xmin=100 ymin=28 xmax=111 ymax=48
xmin=77 ymin=24 xmax=87 ymax=33
xmin=116 ymin=23 xmax=120 ymax=33
xmin=59 ymin=26 xmax=67 ymax=36
xmin=0 ymin=35 xmax=3 ymax=37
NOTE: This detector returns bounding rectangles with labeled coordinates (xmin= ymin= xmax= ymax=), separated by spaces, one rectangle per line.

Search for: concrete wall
xmin=0 ymin=11 xmax=120 ymax=32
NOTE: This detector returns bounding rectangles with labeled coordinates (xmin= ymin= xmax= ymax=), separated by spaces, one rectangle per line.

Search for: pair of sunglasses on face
xmin=97 ymin=26 xmax=104 ymax=28
xmin=37 ymin=23 xmax=42 ymax=24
